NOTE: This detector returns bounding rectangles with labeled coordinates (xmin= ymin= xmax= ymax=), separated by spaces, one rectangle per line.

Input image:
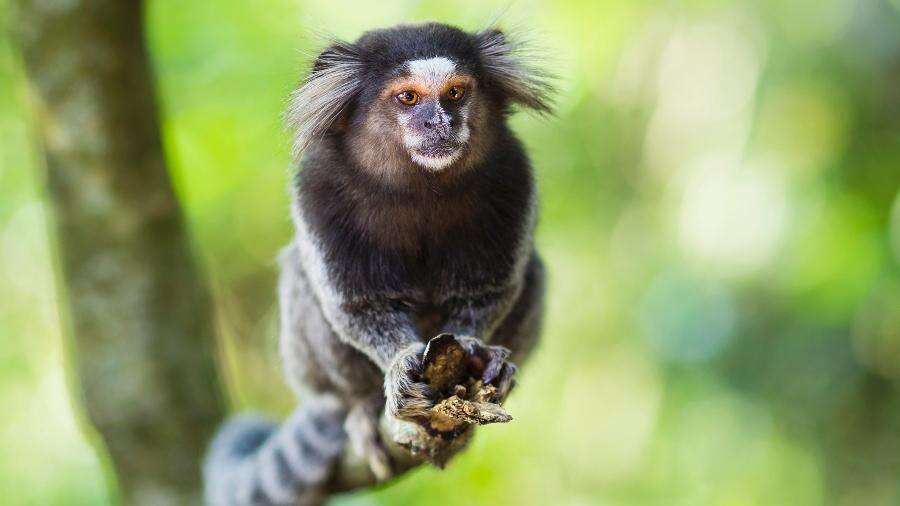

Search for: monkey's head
xmin=288 ymin=23 xmax=553 ymax=178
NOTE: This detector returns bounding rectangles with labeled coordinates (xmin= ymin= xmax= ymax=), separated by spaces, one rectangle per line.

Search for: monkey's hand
xmin=384 ymin=342 xmax=435 ymax=422
xmin=455 ymin=336 xmax=517 ymax=403
xmin=384 ymin=334 xmax=517 ymax=466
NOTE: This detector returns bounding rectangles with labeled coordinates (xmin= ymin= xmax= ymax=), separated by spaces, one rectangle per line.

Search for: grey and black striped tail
xmin=203 ymin=397 xmax=348 ymax=505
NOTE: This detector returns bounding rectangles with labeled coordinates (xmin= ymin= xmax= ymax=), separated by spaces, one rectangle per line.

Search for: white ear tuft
xmin=474 ymin=29 xmax=555 ymax=115
xmin=286 ymin=40 xmax=365 ymax=160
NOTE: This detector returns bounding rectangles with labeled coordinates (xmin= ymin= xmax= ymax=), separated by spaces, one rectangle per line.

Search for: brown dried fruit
xmin=398 ymin=334 xmax=513 ymax=465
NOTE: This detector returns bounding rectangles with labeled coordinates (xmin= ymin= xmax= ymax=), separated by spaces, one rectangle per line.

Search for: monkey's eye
xmin=397 ymin=90 xmax=419 ymax=106
xmin=447 ymin=86 xmax=466 ymax=101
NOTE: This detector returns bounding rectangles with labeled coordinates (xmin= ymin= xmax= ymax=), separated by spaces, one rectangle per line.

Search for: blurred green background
xmin=2 ymin=0 xmax=900 ymax=504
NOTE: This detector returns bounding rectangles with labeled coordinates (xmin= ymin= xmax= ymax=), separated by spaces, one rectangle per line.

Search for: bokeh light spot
xmin=639 ymin=271 xmax=737 ymax=363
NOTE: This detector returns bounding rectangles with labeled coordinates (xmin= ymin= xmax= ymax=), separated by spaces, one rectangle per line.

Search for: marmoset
xmin=205 ymin=22 xmax=552 ymax=505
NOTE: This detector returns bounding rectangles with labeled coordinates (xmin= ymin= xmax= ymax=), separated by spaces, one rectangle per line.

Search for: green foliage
xmin=1 ymin=0 xmax=899 ymax=504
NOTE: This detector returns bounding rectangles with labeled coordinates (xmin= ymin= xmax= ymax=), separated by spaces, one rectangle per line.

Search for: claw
xmin=495 ymin=363 xmax=517 ymax=401
xmin=482 ymin=356 xmax=504 ymax=384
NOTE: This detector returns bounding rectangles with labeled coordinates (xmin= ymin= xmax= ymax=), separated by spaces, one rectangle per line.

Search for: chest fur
xmin=297 ymin=144 xmax=532 ymax=302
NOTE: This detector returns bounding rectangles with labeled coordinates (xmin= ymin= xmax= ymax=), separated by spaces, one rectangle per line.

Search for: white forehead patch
xmin=406 ymin=57 xmax=456 ymax=87
xmin=401 ymin=57 xmax=463 ymax=171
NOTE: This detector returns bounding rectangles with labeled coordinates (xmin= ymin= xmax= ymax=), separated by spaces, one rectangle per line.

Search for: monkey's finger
xmin=453 ymin=335 xmax=480 ymax=356
xmin=494 ymin=362 xmax=518 ymax=400
xmin=481 ymin=347 xmax=512 ymax=384
xmin=486 ymin=344 xmax=511 ymax=361
xmin=394 ymin=385 xmax=435 ymax=420
xmin=482 ymin=356 xmax=504 ymax=384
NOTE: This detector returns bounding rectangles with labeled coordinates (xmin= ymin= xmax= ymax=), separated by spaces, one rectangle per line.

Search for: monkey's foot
xmin=346 ymin=399 xmax=393 ymax=481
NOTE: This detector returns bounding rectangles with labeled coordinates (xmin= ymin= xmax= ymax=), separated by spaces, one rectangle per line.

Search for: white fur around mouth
xmin=410 ymin=149 xmax=461 ymax=171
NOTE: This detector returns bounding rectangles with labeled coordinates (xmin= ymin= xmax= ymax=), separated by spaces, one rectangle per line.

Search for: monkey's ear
xmin=473 ymin=28 xmax=555 ymax=115
xmin=286 ymin=40 xmax=364 ymax=160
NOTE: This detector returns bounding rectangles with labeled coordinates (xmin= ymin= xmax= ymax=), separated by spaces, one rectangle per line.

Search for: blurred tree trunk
xmin=12 ymin=1 xmax=226 ymax=504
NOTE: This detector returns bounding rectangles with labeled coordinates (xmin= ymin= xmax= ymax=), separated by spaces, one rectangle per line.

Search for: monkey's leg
xmin=278 ymin=242 xmax=385 ymax=399
xmin=345 ymin=393 xmax=393 ymax=481
xmin=279 ymin=242 xmax=392 ymax=483
xmin=489 ymin=253 xmax=545 ymax=368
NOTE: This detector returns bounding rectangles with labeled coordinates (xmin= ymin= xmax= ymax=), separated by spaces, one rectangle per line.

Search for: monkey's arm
xmin=439 ymin=285 xmax=520 ymax=340
xmin=336 ymin=276 xmax=523 ymax=365
xmin=436 ymin=254 xmax=541 ymax=394
xmin=291 ymin=214 xmax=424 ymax=371
xmin=291 ymin=221 xmax=436 ymax=424
xmin=331 ymin=297 xmax=422 ymax=371
xmin=438 ymin=225 xmax=537 ymax=342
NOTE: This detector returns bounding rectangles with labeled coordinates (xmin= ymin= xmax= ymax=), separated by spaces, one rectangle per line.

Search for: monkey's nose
xmin=424 ymin=117 xmax=449 ymax=128
xmin=424 ymin=119 xmax=452 ymax=139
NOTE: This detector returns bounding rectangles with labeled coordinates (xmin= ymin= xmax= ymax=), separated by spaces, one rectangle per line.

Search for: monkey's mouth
xmin=413 ymin=141 xmax=461 ymax=158
xmin=410 ymin=144 xmax=463 ymax=171
xmin=408 ymin=137 xmax=465 ymax=170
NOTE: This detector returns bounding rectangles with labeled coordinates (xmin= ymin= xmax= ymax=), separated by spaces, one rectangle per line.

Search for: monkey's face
xmin=381 ymin=57 xmax=474 ymax=171
xmin=289 ymin=23 xmax=553 ymax=178
xmin=345 ymin=52 xmax=492 ymax=177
